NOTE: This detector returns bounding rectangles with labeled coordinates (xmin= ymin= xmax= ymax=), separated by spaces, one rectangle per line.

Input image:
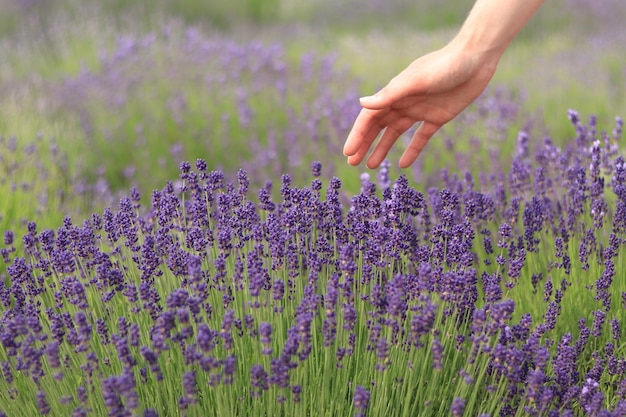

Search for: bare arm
xmin=343 ymin=0 xmax=546 ymax=169
xmin=454 ymin=0 xmax=545 ymax=56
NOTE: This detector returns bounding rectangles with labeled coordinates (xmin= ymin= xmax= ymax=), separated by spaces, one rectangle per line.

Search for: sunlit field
xmin=1 ymin=0 xmax=626 ymax=416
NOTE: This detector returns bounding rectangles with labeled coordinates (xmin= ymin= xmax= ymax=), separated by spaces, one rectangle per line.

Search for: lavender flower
xmin=450 ymin=397 xmax=466 ymax=417
xmin=259 ymin=322 xmax=273 ymax=355
xmin=311 ymin=161 xmax=322 ymax=177
xmin=223 ymin=355 xmax=236 ymax=385
xmin=375 ymin=337 xmax=390 ymax=372
xmin=292 ymin=384 xmax=302 ymax=403
xmin=377 ymin=160 xmax=391 ymax=190
xmin=250 ymin=364 xmax=268 ymax=396
xmin=611 ymin=318 xmax=621 ymax=341
xmin=432 ymin=338 xmax=444 ymax=371
xmin=592 ymin=310 xmax=606 ymax=338
xmin=102 ymin=371 xmax=138 ymax=416
xmin=553 ymin=334 xmax=579 ymax=397
xmin=182 ymin=370 xmax=197 ymax=403
xmin=36 ymin=390 xmax=50 ymax=415
xmin=353 ymin=386 xmax=370 ymax=417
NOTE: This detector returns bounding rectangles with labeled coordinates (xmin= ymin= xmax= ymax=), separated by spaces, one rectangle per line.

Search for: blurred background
xmin=0 ymin=0 xmax=624 ymax=216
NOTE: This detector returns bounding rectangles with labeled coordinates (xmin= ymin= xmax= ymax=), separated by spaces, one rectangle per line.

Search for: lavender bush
xmin=0 ymin=134 xmax=114 ymax=238
xmin=1 ymin=111 xmax=625 ymax=416
xmin=3 ymin=0 xmax=624 ymax=201
xmin=47 ymin=24 xmax=362 ymax=195
xmin=0 ymin=31 xmax=525 ymax=202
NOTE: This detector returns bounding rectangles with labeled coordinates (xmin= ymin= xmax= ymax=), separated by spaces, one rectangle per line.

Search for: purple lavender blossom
xmin=291 ymin=384 xmax=302 ymax=403
xmin=182 ymin=370 xmax=197 ymax=403
xmin=311 ymin=161 xmax=322 ymax=177
xmin=250 ymin=364 xmax=268 ymax=396
xmin=36 ymin=390 xmax=50 ymax=415
xmin=432 ymin=338 xmax=444 ymax=371
xmin=259 ymin=322 xmax=273 ymax=355
xmin=223 ymin=355 xmax=236 ymax=384
xmin=450 ymin=397 xmax=466 ymax=417
xmin=353 ymin=385 xmax=370 ymax=417
xmin=102 ymin=371 xmax=138 ymax=416
xmin=611 ymin=318 xmax=621 ymax=341
xmin=592 ymin=310 xmax=606 ymax=338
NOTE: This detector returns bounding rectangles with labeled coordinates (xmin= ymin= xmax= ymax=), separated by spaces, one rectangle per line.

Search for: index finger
xmin=343 ymin=107 xmax=387 ymax=157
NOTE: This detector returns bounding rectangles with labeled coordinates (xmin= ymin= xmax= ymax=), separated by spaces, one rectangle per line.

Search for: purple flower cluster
xmin=1 ymin=112 xmax=626 ymax=416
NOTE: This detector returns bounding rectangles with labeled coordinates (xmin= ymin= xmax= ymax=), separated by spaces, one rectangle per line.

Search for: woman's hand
xmin=343 ymin=44 xmax=499 ymax=169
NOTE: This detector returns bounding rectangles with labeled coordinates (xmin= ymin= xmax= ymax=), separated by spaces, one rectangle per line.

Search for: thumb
xmin=359 ymin=86 xmax=396 ymax=110
xmin=359 ymin=69 xmax=415 ymax=108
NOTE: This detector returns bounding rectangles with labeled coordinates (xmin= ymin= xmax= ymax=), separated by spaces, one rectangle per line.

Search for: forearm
xmin=450 ymin=0 xmax=546 ymax=57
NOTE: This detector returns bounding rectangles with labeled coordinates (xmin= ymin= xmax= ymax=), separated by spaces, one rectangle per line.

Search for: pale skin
xmin=343 ymin=0 xmax=546 ymax=169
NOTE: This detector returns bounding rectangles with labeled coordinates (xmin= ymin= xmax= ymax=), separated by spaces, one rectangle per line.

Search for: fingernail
xmin=359 ymin=95 xmax=376 ymax=103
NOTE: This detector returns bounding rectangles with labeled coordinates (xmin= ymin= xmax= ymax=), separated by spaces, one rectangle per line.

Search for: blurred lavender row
xmin=0 ymin=134 xmax=116 ymax=235
xmin=1 ymin=111 xmax=625 ymax=416
xmin=0 ymin=9 xmax=559 ymax=200
xmin=46 ymin=24 xmax=362 ymax=194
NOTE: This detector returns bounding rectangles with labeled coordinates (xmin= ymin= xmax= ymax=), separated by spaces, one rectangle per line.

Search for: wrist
xmin=448 ymin=0 xmax=545 ymax=58
xmin=444 ymin=35 xmax=503 ymax=73
xmin=447 ymin=26 xmax=508 ymax=60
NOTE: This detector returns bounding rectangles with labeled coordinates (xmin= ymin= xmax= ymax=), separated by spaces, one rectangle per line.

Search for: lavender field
xmin=1 ymin=0 xmax=626 ymax=416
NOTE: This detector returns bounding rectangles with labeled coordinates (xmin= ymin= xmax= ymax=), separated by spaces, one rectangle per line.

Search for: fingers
xmin=365 ymin=117 xmax=415 ymax=169
xmin=399 ymin=121 xmax=440 ymax=168
xmin=342 ymin=89 xmax=396 ymax=164
xmin=343 ymin=108 xmax=388 ymax=163
xmin=345 ymin=117 xmax=438 ymax=169
xmin=346 ymin=146 xmax=371 ymax=166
